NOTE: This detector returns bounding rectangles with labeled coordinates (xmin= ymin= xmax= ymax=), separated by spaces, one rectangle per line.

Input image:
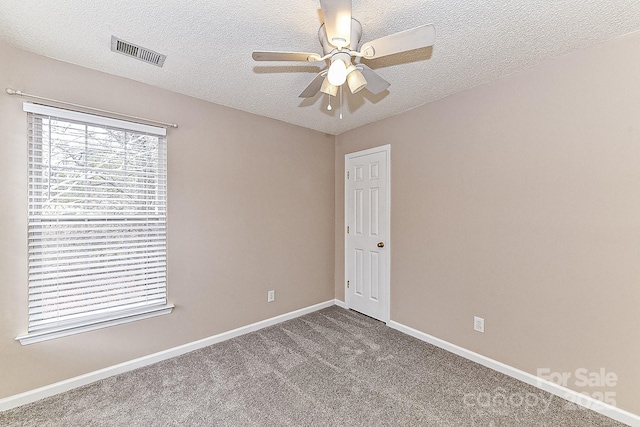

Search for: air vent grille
xmin=110 ymin=36 xmax=166 ymax=67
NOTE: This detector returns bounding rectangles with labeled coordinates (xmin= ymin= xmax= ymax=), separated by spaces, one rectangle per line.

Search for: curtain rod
xmin=5 ymin=88 xmax=178 ymax=129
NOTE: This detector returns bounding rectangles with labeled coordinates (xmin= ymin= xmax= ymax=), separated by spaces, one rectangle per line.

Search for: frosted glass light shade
xmin=327 ymin=60 xmax=347 ymax=86
xmin=320 ymin=77 xmax=338 ymax=96
xmin=347 ymin=69 xmax=367 ymax=94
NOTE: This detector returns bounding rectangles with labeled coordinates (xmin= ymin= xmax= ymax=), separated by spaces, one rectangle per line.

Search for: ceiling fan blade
xmin=360 ymin=24 xmax=435 ymax=59
xmin=319 ymin=0 xmax=352 ymax=48
xmin=252 ymin=51 xmax=321 ymax=62
xmin=358 ymin=64 xmax=390 ymax=94
xmin=299 ymin=71 xmax=327 ymax=98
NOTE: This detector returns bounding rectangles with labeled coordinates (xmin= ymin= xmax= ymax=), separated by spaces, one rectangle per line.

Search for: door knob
xmin=377 ymin=242 xmax=385 ymax=248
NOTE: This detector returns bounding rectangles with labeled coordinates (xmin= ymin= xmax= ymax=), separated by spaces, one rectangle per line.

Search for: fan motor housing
xmin=318 ymin=18 xmax=362 ymax=54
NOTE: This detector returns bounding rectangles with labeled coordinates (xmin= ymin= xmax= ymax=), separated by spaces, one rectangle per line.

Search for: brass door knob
xmin=377 ymin=242 xmax=385 ymax=248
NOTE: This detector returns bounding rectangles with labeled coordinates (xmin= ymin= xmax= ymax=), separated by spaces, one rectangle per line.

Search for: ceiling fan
xmin=252 ymin=0 xmax=435 ymax=103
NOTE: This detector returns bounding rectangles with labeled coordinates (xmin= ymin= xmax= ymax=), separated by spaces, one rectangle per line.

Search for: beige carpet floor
xmin=0 ymin=306 xmax=625 ymax=426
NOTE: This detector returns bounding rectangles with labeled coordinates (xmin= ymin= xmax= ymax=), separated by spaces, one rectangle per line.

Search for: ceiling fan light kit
xmin=347 ymin=67 xmax=367 ymax=94
xmin=328 ymin=54 xmax=349 ymax=86
xmin=321 ymin=77 xmax=339 ymax=97
xmin=252 ymin=0 xmax=435 ymax=117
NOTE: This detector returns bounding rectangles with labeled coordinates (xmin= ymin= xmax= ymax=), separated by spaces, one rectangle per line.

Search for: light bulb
xmin=327 ymin=60 xmax=347 ymax=86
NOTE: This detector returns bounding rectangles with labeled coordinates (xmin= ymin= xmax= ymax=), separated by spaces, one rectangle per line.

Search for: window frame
xmin=16 ymin=103 xmax=173 ymax=345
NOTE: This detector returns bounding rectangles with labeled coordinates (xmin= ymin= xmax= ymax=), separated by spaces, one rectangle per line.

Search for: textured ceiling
xmin=1 ymin=1 xmax=639 ymax=135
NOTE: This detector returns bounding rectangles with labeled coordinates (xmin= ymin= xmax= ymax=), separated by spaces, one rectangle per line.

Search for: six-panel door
xmin=346 ymin=148 xmax=388 ymax=322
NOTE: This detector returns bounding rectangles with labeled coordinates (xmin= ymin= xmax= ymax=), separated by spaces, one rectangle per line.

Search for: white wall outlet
xmin=474 ymin=316 xmax=485 ymax=333
xmin=267 ymin=290 xmax=275 ymax=302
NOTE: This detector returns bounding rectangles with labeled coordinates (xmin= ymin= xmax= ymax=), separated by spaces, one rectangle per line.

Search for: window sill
xmin=15 ymin=304 xmax=174 ymax=345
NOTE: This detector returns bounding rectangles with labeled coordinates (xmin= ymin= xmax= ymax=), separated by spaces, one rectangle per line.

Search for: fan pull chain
xmin=327 ymin=94 xmax=332 ymax=111
xmin=339 ymin=86 xmax=343 ymax=120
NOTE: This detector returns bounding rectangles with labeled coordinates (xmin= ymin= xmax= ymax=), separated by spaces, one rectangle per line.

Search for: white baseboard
xmin=0 ymin=299 xmax=338 ymax=412
xmin=388 ymin=321 xmax=640 ymax=427
xmin=334 ymin=299 xmax=346 ymax=308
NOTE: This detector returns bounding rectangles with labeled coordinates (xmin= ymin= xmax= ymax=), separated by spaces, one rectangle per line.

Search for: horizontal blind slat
xmin=29 ymin=267 xmax=167 ymax=287
xmin=31 ymin=292 xmax=167 ymax=319
xmin=28 ymin=236 xmax=167 ymax=246
xmin=29 ymin=247 xmax=167 ymax=261
xmin=29 ymin=259 xmax=167 ymax=280
xmin=29 ymin=272 xmax=167 ymax=295
xmin=29 ymin=250 xmax=167 ymax=268
xmin=29 ymin=232 xmax=166 ymax=248
xmin=29 ymin=280 xmax=167 ymax=304
xmin=29 ymin=286 xmax=167 ymax=311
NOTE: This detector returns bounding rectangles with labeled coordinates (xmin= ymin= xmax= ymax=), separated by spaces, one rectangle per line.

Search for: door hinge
xmin=347 ymin=280 xmax=350 ymax=289
xmin=347 ymin=171 xmax=350 ymax=179
xmin=347 ymin=226 xmax=349 ymax=234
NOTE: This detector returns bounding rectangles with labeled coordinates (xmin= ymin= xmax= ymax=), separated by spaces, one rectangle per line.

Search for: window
xmin=17 ymin=103 xmax=172 ymax=345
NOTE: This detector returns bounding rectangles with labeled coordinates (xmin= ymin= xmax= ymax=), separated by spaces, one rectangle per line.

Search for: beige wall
xmin=336 ymin=31 xmax=640 ymax=415
xmin=0 ymin=42 xmax=335 ymax=398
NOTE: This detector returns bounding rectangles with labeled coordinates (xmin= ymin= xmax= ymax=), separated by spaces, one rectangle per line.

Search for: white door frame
xmin=344 ymin=144 xmax=391 ymax=323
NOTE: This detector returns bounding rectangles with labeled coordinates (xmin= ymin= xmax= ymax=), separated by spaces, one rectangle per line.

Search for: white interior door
xmin=345 ymin=145 xmax=390 ymax=322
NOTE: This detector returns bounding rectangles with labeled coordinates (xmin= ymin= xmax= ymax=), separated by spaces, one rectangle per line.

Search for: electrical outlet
xmin=267 ymin=290 xmax=275 ymax=302
xmin=474 ymin=316 xmax=485 ymax=333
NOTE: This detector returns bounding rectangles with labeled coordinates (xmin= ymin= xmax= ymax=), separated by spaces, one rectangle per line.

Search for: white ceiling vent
xmin=110 ymin=36 xmax=166 ymax=67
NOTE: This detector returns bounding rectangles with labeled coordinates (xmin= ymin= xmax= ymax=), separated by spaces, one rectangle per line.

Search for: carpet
xmin=0 ymin=306 xmax=624 ymax=426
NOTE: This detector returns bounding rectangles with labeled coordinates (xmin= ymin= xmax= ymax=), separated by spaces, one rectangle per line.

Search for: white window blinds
xmin=19 ymin=103 xmax=172 ymax=344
